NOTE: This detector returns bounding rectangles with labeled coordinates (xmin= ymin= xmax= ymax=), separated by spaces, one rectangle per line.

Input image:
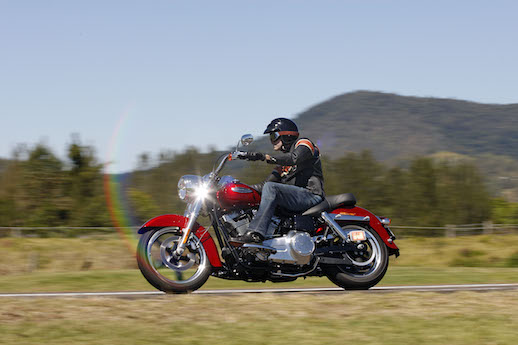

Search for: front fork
xmin=174 ymin=199 xmax=203 ymax=257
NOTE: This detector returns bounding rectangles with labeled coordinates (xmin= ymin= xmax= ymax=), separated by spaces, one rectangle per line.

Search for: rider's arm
xmin=267 ymin=140 xmax=314 ymax=166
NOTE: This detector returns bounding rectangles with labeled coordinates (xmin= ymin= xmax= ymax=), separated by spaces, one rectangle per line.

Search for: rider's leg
xmin=245 ymin=182 xmax=323 ymax=242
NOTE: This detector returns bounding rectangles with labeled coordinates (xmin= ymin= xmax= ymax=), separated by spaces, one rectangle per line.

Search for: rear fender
xmin=138 ymin=214 xmax=223 ymax=268
xmin=331 ymin=207 xmax=399 ymax=254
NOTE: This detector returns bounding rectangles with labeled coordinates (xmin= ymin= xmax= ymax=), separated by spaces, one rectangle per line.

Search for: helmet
xmin=263 ymin=118 xmax=299 ymax=150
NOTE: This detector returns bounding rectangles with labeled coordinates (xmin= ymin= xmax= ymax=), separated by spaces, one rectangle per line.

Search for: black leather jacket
xmin=252 ymin=138 xmax=324 ymax=196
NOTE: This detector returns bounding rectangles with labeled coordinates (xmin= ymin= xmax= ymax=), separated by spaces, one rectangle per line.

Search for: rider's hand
xmin=244 ymin=152 xmax=265 ymax=161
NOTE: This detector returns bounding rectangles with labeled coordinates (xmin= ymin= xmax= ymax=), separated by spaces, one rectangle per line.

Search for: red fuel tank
xmin=217 ymin=182 xmax=261 ymax=210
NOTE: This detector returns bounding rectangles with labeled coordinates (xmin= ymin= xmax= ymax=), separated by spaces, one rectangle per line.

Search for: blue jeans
xmin=248 ymin=182 xmax=324 ymax=237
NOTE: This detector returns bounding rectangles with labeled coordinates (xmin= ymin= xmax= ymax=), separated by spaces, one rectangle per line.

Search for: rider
xmin=238 ymin=118 xmax=325 ymax=243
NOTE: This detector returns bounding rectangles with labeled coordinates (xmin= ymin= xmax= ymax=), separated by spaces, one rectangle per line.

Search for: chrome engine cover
xmin=263 ymin=231 xmax=315 ymax=265
xmin=221 ymin=211 xmax=251 ymax=236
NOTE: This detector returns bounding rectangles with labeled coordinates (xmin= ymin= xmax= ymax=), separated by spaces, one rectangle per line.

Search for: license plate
xmin=349 ymin=231 xmax=366 ymax=242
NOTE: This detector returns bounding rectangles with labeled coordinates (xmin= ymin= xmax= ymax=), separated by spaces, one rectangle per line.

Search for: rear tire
xmin=137 ymin=227 xmax=211 ymax=293
xmin=323 ymin=224 xmax=389 ymax=290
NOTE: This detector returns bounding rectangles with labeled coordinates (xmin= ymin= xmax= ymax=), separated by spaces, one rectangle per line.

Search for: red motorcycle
xmin=137 ymin=135 xmax=399 ymax=293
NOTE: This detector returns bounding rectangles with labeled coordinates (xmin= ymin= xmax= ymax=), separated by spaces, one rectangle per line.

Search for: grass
xmin=2 ymin=234 xmax=518 ymax=293
xmin=1 ymin=266 xmax=518 ymax=293
xmin=2 ymin=234 xmax=518 ymax=344
xmin=389 ymin=234 xmax=518 ymax=267
xmin=1 ymin=291 xmax=517 ymax=344
xmin=4 ymin=233 xmax=518 ymax=272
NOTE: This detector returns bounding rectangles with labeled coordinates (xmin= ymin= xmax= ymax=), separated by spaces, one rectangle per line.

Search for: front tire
xmin=323 ymin=224 xmax=389 ymax=290
xmin=137 ymin=227 xmax=211 ymax=293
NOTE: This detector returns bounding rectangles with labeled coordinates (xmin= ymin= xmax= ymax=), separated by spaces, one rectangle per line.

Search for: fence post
xmin=446 ymin=224 xmax=456 ymax=238
xmin=483 ymin=221 xmax=493 ymax=235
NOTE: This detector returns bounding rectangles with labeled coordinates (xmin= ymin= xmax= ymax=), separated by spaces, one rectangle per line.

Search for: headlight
xmin=178 ymin=175 xmax=211 ymax=201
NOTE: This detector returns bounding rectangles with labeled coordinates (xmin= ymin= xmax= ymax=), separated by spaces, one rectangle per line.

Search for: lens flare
xmin=194 ymin=185 xmax=210 ymax=200
xmin=103 ymin=108 xmax=139 ymax=255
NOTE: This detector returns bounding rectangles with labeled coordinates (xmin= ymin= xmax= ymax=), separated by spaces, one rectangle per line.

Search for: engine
xmin=221 ymin=210 xmax=282 ymax=237
xmin=263 ymin=231 xmax=315 ymax=265
xmin=222 ymin=213 xmax=315 ymax=266
xmin=221 ymin=211 xmax=252 ymax=237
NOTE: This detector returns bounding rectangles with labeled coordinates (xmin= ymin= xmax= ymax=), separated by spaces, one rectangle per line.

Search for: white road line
xmin=1 ymin=283 xmax=518 ymax=298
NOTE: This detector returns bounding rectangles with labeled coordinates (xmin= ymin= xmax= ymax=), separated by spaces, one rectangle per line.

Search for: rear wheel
xmin=323 ymin=224 xmax=389 ymax=290
xmin=137 ymin=227 xmax=211 ymax=293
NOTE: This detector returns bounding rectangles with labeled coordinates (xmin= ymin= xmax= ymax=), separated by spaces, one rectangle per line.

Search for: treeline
xmin=1 ymin=142 xmax=517 ymax=228
xmin=0 ymin=138 xmax=109 ymax=227
xmin=127 ymin=149 xmax=513 ymax=227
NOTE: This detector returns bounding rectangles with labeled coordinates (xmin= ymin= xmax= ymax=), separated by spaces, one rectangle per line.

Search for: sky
xmin=1 ymin=0 xmax=517 ymax=173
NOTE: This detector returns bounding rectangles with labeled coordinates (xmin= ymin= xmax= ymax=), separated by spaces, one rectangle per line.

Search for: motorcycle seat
xmin=302 ymin=193 xmax=356 ymax=217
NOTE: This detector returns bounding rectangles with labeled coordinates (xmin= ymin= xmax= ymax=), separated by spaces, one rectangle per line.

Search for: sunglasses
xmin=269 ymin=132 xmax=281 ymax=143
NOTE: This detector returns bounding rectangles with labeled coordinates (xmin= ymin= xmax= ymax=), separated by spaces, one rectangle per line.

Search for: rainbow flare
xmin=103 ymin=109 xmax=139 ymax=255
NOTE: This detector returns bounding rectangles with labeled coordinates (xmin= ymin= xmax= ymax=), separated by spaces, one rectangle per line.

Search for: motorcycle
xmin=137 ymin=134 xmax=399 ymax=293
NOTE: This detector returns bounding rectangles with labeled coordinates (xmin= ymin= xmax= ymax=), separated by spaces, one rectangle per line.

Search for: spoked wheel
xmin=323 ymin=225 xmax=389 ymax=290
xmin=137 ymin=227 xmax=211 ymax=293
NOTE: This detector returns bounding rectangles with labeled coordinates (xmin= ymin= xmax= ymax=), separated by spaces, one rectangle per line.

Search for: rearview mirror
xmin=240 ymin=134 xmax=254 ymax=146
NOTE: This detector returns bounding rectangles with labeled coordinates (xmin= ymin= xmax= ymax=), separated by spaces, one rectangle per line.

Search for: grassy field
xmin=2 ymin=234 xmax=518 ymax=345
xmin=2 ymin=233 xmax=518 ymax=272
xmin=1 ymin=233 xmax=518 ymax=293
xmin=1 ymin=266 xmax=518 ymax=293
xmin=1 ymin=291 xmax=517 ymax=345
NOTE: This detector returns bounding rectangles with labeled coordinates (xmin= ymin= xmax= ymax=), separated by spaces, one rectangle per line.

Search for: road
xmin=1 ymin=283 xmax=518 ymax=298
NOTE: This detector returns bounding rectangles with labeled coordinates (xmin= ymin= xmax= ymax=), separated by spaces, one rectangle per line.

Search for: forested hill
xmin=286 ymin=91 xmax=518 ymax=161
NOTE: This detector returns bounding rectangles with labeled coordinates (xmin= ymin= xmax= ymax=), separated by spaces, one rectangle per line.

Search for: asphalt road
xmin=1 ymin=283 xmax=518 ymax=298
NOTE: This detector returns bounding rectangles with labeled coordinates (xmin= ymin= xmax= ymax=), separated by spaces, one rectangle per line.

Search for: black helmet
xmin=264 ymin=118 xmax=299 ymax=150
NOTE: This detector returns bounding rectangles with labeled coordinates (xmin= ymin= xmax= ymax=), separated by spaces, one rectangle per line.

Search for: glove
xmin=245 ymin=152 xmax=265 ymax=161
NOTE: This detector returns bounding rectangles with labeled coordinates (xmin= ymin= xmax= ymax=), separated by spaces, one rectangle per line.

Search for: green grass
xmin=390 ymin=234 xmax=518 ymax=267
xmin=1 ymin=291 xmax=517 ymax=345
xmin=2 ymin=234 xmax=518 ymax=293
xmin=4 ymin=234 xmax=518 ymax=273
xmin=2 ymin=234 xmax=518 ymax=345
xmin=1 ymin=266 xmax=518 ymax=293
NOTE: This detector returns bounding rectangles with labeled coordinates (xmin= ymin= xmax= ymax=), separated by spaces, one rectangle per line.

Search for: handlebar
xmin=210 ymin=151 xmax=248 ymax=181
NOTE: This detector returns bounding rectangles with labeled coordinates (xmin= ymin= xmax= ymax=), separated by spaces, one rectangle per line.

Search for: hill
xmin=290 ymin=91 xmax=518 ymax=161
xmin=247 ymin=91 xmax=518 ymax=200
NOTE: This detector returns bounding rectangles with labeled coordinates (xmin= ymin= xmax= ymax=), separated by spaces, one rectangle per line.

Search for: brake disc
xmin=159 ymin=236 xmax=196 ymax=271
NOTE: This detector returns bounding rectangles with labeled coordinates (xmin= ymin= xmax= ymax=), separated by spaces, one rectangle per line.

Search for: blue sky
xmin=1 ymin=0 xmax=517 ymax=172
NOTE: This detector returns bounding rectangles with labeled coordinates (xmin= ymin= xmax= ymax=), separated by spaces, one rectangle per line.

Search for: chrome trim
xmin=175 ymin=199 xmax=202 ymax=255
xmin=177 ymin=175 xmax=202 ymax=201
xmin=146 ymin=227 xmax=208 ymax=286
xmin=385 ymin=226 xmax=396 ymax=240
xmin=262 ymin=231 xmax=315 ymax=265
xmin=183 ymin=202 xmax=197 ymax=217
xmin=231 ymin=187 xmax=253 ymax=194
xmin=218 ymin=175 xmax=238 ymax=188
xmin=332 ymin=214 xmax=370 ymax=222
xmin=240 ymin=134 xmax=254 ymax=146
xmin=321 ymin=212 xmax=348 ymax=241
xmin=242 ymin=243 xmax=277 ymax=253
xmin=341 ymin=225 xmax=383 ymax=272
xmin=214 ymin=154 xmax=230 ymax=176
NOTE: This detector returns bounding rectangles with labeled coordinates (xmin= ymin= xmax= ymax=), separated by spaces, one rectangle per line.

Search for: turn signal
xmin=380 ymin=217 xmax=391 ymax=226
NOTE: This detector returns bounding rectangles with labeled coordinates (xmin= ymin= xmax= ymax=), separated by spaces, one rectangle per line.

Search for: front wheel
xmin=323 ymin=224 xmax=389 ymax=290
xmin=137 ymin=227 xmax=211 ymax=293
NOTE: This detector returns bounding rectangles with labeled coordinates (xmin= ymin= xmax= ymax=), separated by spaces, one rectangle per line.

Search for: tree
xmin=21 ymin=144 xmax=66 ymax=226
xmin=65 ymin=135 xmax=109 ymax=226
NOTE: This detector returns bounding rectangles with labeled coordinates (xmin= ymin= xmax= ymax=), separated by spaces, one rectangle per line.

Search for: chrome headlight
xmin=178 ymin=175 xmax=202 ymax=201
xmin=178 ymin=175 xmax=212 ymax=202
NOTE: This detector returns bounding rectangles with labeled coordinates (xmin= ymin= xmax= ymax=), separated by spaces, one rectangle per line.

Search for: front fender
xmin=138 ymin=214 xmax=223 ymax=268
xmin=331 ymin=207 xmax=399 ymax=254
